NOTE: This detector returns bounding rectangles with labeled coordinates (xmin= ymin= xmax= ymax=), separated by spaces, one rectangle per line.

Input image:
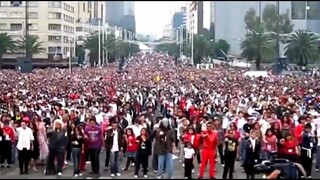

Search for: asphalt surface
xmin=0 ymin=151 xmax=318 ymax=179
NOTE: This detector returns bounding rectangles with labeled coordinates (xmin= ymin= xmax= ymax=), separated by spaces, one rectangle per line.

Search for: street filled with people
xmin=0 ymin=52 xmax=319 ymax=179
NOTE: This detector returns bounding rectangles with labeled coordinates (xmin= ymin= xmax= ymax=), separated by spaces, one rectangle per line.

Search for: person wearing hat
xmin=300 ymin=123 xmax=315 ymax=178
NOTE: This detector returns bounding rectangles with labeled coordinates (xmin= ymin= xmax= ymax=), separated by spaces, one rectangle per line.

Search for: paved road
xmin=0 ymin=151 xmax=319 ymax=179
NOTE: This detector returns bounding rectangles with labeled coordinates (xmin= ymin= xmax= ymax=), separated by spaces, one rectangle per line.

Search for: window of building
xmin=28 ymin=12 xmax=38 ymax=18
xmin=291 ymin=1 xmax=306 ymax=20
xmin=307 ymin=1 xmax=320 ymax=20
xmin=0 ymin=12 xmax=7 ymax=18
xmin=83 ymin=3 xmax=85 ymax=12
xmin=48 ymin=12 xmax=61 ymax=19
xmin=10 ymin=23 xmax=22 ymax=31
xmin=28 ymin=1 xmax=38 ymax=7
xmin=48 ymin=46 xmax=62 ymax=53
xmin=48 ymin=1 xmax=61 ymax=8
xmin=10 ymin=1 xmax=22 ymax=7
xmin=0 ymin=1 xmax=8 ymax=6
xmin=63 ymin=47 xmax=69 ymax=53
xmin=76 ymin=27 xmax=82 ymax=32
xmin=9 ymin=12 xmax=23 ymax=18
xmin=48 ymin=24 xmax=62 ymax=31
xmin=48 ymin=36 xmax=61 ymax=42
xmin=0 ymin=23 xmax=7 ymax=30
xmin=29 ymin=23 xmax=38 ymax=30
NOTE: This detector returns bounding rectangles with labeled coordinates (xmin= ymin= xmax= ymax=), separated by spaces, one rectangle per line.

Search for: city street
xmin=0 ymin=151 xmax=319 ymax=179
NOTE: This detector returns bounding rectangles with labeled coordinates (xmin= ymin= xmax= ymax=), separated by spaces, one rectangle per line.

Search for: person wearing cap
xmin=300 ymin=123 xmax=315 ymax=178
xmin=15 ymin=118 xmax=34 ymax=175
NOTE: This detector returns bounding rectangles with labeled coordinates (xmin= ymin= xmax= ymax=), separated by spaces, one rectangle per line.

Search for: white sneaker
xmin=74 ymin=174 xmax=78 ymax=178
xmin=316 ymin=169 xmax=319 ymax=172
xmin=116 ymin=173 xmax=121 ymax=176
xmin=222 ymin=164 xmax=225 ymax=167
xmin=134 ymin=175 xmax=138 ymax=178
xmin=58 ymin=172 xmax=62 ymax=176
xmin=182 ymin=164 xmax=185 ymax=167
xmin=64 ymin=161 xmax=68 ymax=165
xmin=79 ymin=173 xmax=83 ymax=176
xmin=111 ymin=174 xmax=115 ymax=177
xmin=192 ymin=169 xmax=194 ymax=173
xmin=144 ymin=175 xmax=148 ymax=178
xmin=157 ymin=176 xmax=162 ymax=179
xmin=131 ymin=163 xmax=135 ymax=167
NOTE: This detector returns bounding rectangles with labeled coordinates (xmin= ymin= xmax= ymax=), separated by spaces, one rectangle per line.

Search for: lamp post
xmin=25 ymin=1 xmax=29 ymax=58
xmin=276 ymin=1 xmax=280 ymax=58
xmin=98 ymin=18 xmax=101 ymax=67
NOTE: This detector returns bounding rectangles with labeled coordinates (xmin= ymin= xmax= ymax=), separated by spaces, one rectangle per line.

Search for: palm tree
xmin=83 ymin=34 xmax=103 ymax=66
xmin=0 ymin=33 xmax=15 ymax=69
xmin=284 ymin=30 xmax=318 ymax=67
xmin=15 ymin=35 xmax=45 ymax=58
xmin=240 ymin=31 xmax=274 ymax=70
xmin=105 ymin=33 xmax=117 ymax=63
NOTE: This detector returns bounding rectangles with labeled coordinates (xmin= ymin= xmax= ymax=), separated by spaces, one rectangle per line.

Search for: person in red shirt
xmin=183 ymin=127 xmax=201 ymax=165
xmin=295 ymin=117 xmax=306 ymax=144
xmin=263 ymin=129 xmax=277 ymax=160
xmin=122 ymin=128 xmax=137 ymax=171
xmin=280 ymin=134 xmax=299 ymax=163
xmin=228 ymin=122 xmax=240 ymax=141
xmin=198 ymin=121 xmax=218 ymax=179
xmin=1 ymin=119 xmax=15 ymax=168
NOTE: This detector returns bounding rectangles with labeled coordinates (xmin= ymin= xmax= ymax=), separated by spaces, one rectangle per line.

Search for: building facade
xmin=0 ymin=1 xmax=103 ymax=60
xmin=215 ymin=1 xmax=320 ymax=55
xmin=186 ymin=1 xmax=204 ymax=35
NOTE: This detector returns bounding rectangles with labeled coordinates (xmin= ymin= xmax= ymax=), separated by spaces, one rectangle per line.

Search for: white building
xmin=163 ymin=24 xmax=174 ymax=39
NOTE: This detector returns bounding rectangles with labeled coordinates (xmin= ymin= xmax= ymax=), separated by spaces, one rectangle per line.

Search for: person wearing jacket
xmin=122 ymin=128 xmax=137 ymax=171
xmin=45 ymin=119 xmax=68 ymax=176
xmin=154 ymin=118 xmax=176 ymax=179
xmin=134 ymin=128 xmax=152 ymax=178
xmin=243 ymin=130 xmax=261 ymax=179
xmin=183 ymin=126 xmax=200 ymax=166
xmin=1 ymin=119 xmax=15 ymax=168
xmin=105 ymin=120 xmax=123 ymax=177
xmin=198 ymin=121 xmax=218 ymax=179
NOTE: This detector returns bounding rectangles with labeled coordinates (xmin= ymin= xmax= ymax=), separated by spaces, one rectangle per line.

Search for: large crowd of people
xmin=0 ymin=52 xmax=319 ymax=179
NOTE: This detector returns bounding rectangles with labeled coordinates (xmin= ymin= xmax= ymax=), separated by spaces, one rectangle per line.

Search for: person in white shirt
xmin=16 ymin=121 xmax=34 ymax=175
xmin=183 ymin=142 xmax=195 ymax=179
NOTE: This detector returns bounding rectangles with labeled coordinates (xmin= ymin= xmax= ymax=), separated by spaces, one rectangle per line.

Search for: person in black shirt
xmin=222 ymin=129 xmax=239 ymax=179
xmin=134 ymin=128 xmax=152 ymax=178
xmin=243 ymin=117 xmax=254 ymax=134
xmin=300 ymin=123 xmax=314 ymax=179
xmin=71 ymin=125 xmax=85 ymax=177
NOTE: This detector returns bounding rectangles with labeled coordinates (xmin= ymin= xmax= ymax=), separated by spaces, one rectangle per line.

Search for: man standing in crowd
xmin=155 ymin=118 xmax=176 ymax=179
xmin=84 ymin=117 xmax=104 ymax=176
xmin=198 ymin=121 xmax=218 ymax=179
xmin=16 ymin=120 xmax=34 ymax=175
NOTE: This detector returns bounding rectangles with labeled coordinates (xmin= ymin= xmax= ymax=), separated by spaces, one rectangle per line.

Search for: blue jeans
xmin=157 ymin=153 xmax=173 ymax=178
xmin=72 ymin=148 xmax=81 ymax=174
xmin=110 ymin=151 xmax=120 ymax=174
xmin=239 ymin=138 xmax=247 ymax=165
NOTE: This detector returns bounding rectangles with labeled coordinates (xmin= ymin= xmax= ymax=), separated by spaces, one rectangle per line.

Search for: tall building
xmin=210 ymin=1 xmax=215 ymax=25
xmin=105 ymin=1 xmax=136 ymax=33
xmin=186 ymin=1 xmax=204 ymax=35
xmin=163 ymin=24 xmax=174 ymax=39
xmin=172 ymin=7 xmax=187 ymax=40
xmin=0 ymin=1 xmax=103 ymax=61
xmin=215 ymin=1 xmax=320 ymax=55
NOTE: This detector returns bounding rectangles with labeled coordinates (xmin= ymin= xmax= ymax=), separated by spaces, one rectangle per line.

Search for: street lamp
xmin=98 ymin=18 xmax=101 ymax=67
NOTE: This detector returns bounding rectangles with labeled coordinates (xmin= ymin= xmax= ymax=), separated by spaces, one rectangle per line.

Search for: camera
xmin=254 ymin=159 xmax=305 ymax=179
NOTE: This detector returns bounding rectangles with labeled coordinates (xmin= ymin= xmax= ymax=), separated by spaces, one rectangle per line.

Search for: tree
xmin=215 ymin=39 xmax=230 ymax=57
xmin=155 ymin=43 xmax=179 ymax=57
xmin=15 ymin=35 xmax=45 ymax=58
xmin=284 ymin=30 xmax=318 ymax=67
xmin=83 ymin=34 xmax=102 ymax=66
xmin=105 ymin=33 xmax=118 ymax=63
xmin=75 ymin=45 xmax=85 ymax=64
xmin=244 ymin=8 xmax=263 ymax=32
xmin=0 ymin=33 xmax=15 ymax=69
xmin=193 ymin=34 xmax=210 ymax=64
xmin=240 ymin=31 xmax=274 ymax=70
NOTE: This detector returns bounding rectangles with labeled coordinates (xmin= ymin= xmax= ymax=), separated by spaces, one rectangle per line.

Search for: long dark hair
xmin=140 ymin=127 xmax=149 ymax=139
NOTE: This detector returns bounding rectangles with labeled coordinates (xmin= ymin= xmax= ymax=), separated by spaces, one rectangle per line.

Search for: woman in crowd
xmin=222 ymin=129 xmax=238 ymax=179
xmin=263 ymin=128 xmax=277 ymax=160
xmin=28 ymin=119 xmax=39 ymax=172
xmin=134 ymin=127 xmax=152 ymax=178
xmin=183 ymin=126 xmax=200 ymax=166
xmin=122 ymin=128 xmax=137 ymax=171
xmin=71 ymin=125 xmax=85 ymax=177
xmin=35 ymin=115 xmax=49 ymax=163
xmin=281 ymin=133 xmax=299 ymax=162
xmin=79 ymin=123 xmax=88 ymax=172
xmin=1 ymin=119 xmax=15 ymax=168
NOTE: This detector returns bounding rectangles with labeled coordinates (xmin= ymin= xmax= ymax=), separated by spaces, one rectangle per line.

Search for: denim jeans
xmin=315 ymin=146 xmax=320 ymax=169
xmin=72 ymin=148 xmax=81 ymax=174
xmin=239 ymin=138 xmax=247 ymax=165
xmin=157 ymin=153 xmax=174 ymax=178
xmin=110 ymin=151 xmax=120 ymax=174
xmin=12 ymin=141 xmax=17 ymax=164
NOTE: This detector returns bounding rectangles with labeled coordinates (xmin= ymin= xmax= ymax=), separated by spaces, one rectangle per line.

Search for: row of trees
xmin=82 ymin=33 xmax=140 ymax=66
xmin=0 ymin=32 xmax=140 ymax=68
xmin=241 ymin=4 xmax=320 ymax=69
xmin=155 ymin=35 xmax=230 ymax=65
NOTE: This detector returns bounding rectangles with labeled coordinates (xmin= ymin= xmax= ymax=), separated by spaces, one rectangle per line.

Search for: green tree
xmin=83 ymin=34 xmax=103 ymax=66
xmin=193 ymin=34 xmax=210 ymax=64
xmin=284 ymin=30 xmax=318 ymax=67
xmin=75 ymin=45 xmax=85 ymax=64
xmin=105 ymin=33 xmax=117 ymax=63
xmin=215 ymin=39 xmax=230 ymax=57
xmin=0 ymin=33 xmax=15 ymax=69
xmin=15 ymin=35 xmax=45 ymax=58
xmin=244 ymin=8 xmax=263 ymax=32
xmin=240 ymin=31 xmax=274 ymax=70
xmin=155 ymin=43 xmax=179 ymax=57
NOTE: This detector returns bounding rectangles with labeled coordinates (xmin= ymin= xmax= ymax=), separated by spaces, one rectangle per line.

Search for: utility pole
xmin=259 ymin=1 xmax=262 ymax=23
xmin=276 ymin=1 xmax=280 ymax=58
xmin=25 ymin=1 xmax=29 ymax=58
